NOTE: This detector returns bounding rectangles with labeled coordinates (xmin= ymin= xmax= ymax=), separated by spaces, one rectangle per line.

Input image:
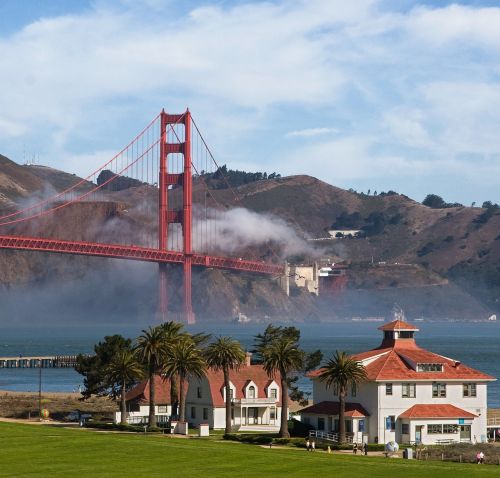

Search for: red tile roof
xmin=126 ymin=375 xmax=174 ymax=404
xmin=205 ymin=364 xmax=281 ymax=407
xmin=308 ymin=319 xmax=495 ymax=382
xmin=399 ymin=404 xmax=477 ymax=419
xmin=299 ymin=401 xmax=370 ymax=417
xmin=378 ymin=319 xmax=419 ymax=331
xmin=360 ymin=348 xmax=495 ymax=381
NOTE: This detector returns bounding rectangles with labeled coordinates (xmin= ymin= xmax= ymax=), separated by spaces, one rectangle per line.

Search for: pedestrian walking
xmin=479 ymin=451 xmax=485 ymax=464
xmin=311 ymin=440 xmax=316 ymax=452
xmin=363 ymin=442 xmax=368 ymax=455
xmin=353 ymin=442 xmax=358 ymax=454
xmin=306 ymin=439 xmax=311 ymax=451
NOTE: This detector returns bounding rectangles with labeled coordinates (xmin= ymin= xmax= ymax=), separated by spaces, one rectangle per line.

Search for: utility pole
xmin=38 ymin=360 xmax=42 ymax=420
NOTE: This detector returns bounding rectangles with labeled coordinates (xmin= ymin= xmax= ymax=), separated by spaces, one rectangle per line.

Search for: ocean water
xmin=0 ymin=322 xmax=499 ymax=407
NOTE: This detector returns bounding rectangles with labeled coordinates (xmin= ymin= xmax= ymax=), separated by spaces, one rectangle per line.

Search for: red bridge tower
xmin=158 ymin=109 xmax=194 ymax=324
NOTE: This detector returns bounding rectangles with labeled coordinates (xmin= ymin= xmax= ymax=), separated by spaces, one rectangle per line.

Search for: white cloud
xmin=286 ymin=127 xmax=338 ymax=138
xmin=0 ymin=1 xmax=500 ymax=203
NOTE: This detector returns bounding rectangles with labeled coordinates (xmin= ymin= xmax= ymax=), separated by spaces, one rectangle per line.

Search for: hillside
xmin=0 ymin=153 xmax=499 ymax=323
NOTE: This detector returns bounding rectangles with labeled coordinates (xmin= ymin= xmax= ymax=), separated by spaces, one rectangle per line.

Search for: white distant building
xmin=301 ymin=320 xmax=495 ymax=445
xmin=327 ymin=229 xmax=362 ymax=239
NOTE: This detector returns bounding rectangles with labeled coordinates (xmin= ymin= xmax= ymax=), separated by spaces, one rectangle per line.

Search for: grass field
xmin=0 ymin=423 xmax=498 ymax=478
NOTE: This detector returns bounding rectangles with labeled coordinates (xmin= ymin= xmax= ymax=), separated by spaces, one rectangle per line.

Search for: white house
xmin=301 ymin=319 xmax=495 ymax=445
xmin=186 ymin=353 xmax=284 ymax=431
xmin=114 ymin=375 xmax=174 ymax=425
xmin=116 ymin=353 xmax=285 ymax=431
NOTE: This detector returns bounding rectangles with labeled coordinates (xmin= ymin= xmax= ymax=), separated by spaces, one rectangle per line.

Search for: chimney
xmin=245 ymin=352 xmax=252 ymax=367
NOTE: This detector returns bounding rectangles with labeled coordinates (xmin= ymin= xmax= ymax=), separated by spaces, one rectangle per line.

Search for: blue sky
xmin=1 ymin=0 xmax=500 ymax=205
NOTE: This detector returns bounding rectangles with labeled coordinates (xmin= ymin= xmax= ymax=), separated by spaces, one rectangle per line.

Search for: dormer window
xmin=248 ymin=386 xmax=256 ymax=399
xmin=270 ymin=388 xmax=277 ymax=399
xmin=417 ymin=363 xmax=443 ymax=372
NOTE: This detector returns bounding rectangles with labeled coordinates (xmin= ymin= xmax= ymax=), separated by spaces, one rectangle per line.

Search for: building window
xmin=428 ymin=424 xmax=443 ymax=434
xmin=248 ymin=386 xmax=256 ymax=399
xmin=417 ymin=363 xmax=443 ymax=372
xmin=402 ymin=383 xmax=416 ymax=398
xmin=345 ymin=420 xmax=353 ymax=433
xmin=463 ymin=383 xmax=477 ymax=397
xmin=399 ymin=331 xmax=414 ymax=339
xmin=358 ymin=419 xmax=365 ymax=432
xmin=432 ymin=383 xmax=446 ymax=398
xmin=157 ymin=405 xmax=167 ymax=413
xmin=386 ymin=383 xmax=393 ymax=395
xmin=203 ymin=408 xmax=208 ymax=420
xmin=386 ymin=416 xmax=396 ymax=431
xmin=351 ymin=383 xmax=357 ymax=397
xmin=270 ymin=408 xmax=276 ymax=420
xmin=401 ymin=423 xmax=409 ymax=435
xmin=443 ymin=424 xmax=459 ymax=434
xmin=197 ymin=387 xmax=202 ymax=399
xmin=318 ymin=417 xmax=325 ymax=430
xmin=229 ymin=388 xmax=234 ymax=400
xmin=270 ymin=388 xmax=277 ymax=399
xmin=191 ymin=407 xmax=196 ymax=419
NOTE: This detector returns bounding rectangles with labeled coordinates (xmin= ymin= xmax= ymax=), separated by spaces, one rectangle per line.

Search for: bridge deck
xmin=0 ymin=235 xmax=284 ymax=275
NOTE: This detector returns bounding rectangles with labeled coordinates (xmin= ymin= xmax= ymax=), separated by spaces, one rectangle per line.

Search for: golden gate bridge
xmin=0 ymin=109 xmax=285 ymax=324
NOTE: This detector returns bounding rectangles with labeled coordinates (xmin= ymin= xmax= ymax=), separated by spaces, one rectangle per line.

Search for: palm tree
xmin=257 ymin=337 xmax=304 ymax=438
xmin=135 ymin=326 xmax=168 ymax=428
xmin=105 ymin=349 xmax=144 ymax=425
xmin=164 ymin=336 xmax=206 ymax=422
xmin=205 ymin=337 xmax=246 ymax=434
xmin=158 ymin=321 xmax=185 ymax=413
xmin=318 ymin=351 xmax=367 ymax=443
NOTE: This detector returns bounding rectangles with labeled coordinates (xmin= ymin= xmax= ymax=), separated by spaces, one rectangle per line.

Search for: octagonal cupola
xmin=378 ymin=319 xmax=419 ymax=348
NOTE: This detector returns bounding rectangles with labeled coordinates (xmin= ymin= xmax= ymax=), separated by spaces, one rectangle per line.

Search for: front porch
xmin=231 ymin=398 xmax=279 ymax=428
xmin=299 ymin=401 xmax=370 ymax=444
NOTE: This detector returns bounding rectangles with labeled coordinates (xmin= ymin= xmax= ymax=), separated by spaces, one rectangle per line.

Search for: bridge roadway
xmin=0 ymin=235 xmax=285 ymax=275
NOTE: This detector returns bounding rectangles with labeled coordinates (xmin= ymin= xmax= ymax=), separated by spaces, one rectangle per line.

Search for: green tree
xmin=254 ymin=326 xmax=305 ymax=438
xmin=205 ymin=337 xmax=246 ymax=434
xmin=75 ymin=335 xmax=133 ymax=400
xmin=158 ymin=321 xmax=185 ymax=414
xmin=318 ymin=351 xmax=367 ymax=443
xmin=254 ymin=325 xmax=321 ymax=407
xmin=135 ymin=326 xmax=168 ymax=428
xmin=105 ymin=350 xmax=144 ymax=425
xmin=422 ymin=194 xmax=447 ymax=208
xmin=164 ymin=337 xmax=206 ymax=422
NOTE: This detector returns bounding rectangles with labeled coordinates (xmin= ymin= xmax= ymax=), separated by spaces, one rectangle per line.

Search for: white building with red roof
xmin=115 ymin=375 xmax=174 ymax=425
xmin=302 ymin=320 xmax=495 ymax=445
xmin=116 ymin=353 xmax=284 ymax=431
xmin=185 ymin=353 xmax=283 ymax=431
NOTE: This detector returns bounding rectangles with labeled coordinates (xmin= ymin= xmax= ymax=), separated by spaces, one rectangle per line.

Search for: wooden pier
xmin=0 ymin=355 xmax=80 ymax=368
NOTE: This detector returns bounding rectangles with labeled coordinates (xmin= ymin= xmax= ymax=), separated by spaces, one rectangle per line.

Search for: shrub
xmin=288 ymin=418 xmax=314 ymax=437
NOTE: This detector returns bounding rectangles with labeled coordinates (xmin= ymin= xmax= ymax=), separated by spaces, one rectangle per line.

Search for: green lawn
xmin=0 ymin=422 xmax=498 ymax=478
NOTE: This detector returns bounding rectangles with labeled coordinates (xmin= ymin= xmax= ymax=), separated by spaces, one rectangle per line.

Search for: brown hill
xmin=0 ymin=156 xmax=498 ymax=323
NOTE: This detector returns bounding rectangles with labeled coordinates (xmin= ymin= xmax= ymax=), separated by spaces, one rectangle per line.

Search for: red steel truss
xmin=0 ymin=235 xmax=285 ymax=275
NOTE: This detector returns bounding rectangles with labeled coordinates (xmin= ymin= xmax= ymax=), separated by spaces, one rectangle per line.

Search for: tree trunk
xmin=149 ymin=362 xmax=157 ymax=428
xmin=224 ymin=368 xmax=231 ymax=434
xmin=339 ymin=387 xmax=346 ymax=443
xmin=279 ymin=373 xmax=289 ymax=438
xmin=120 ymin=378 xmax=127 ymax=426
xmin=170 ymin=373 xmax=179 ymax=417
xmin=179 ymin=374 xmax=186 ymax=422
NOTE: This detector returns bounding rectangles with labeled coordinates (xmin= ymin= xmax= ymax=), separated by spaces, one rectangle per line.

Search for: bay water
xmin=0 ymin=321 xmax=498 ymax=407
